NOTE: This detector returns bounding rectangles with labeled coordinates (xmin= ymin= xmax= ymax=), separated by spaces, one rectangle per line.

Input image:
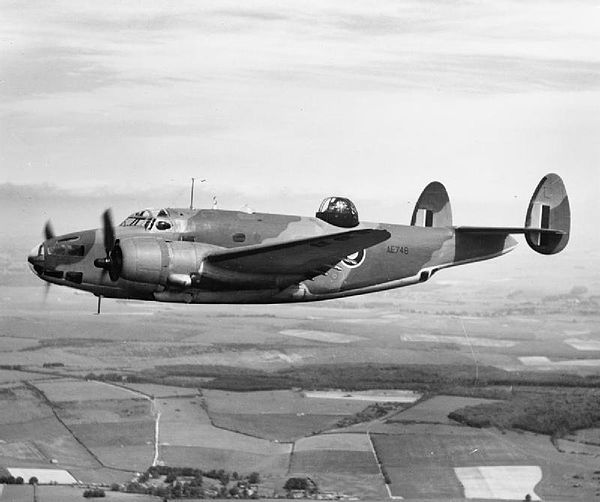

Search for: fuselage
xmin=28 ymin=207 xmax=517 ymax=304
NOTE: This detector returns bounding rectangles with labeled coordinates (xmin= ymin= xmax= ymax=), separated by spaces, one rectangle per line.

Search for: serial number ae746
xmin=387 ymin=245 xmax=409 ymax=255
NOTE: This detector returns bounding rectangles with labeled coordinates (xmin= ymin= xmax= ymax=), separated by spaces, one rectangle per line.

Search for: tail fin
xmin=525 ymin=173 xmax=570 ymax=254
xmin=411 ymin=182 xmax=452 ymax=227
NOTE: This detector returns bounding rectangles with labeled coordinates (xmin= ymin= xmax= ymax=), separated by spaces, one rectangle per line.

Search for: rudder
xmin=411 ymin=181 xmax=452 ymax=227
xmin=525 ymin=173 xmax=570 ymax=254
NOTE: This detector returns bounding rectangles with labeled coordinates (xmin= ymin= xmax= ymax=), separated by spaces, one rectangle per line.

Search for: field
xmin=0 ymin=485 xmax=160 ymax=502
xmin=121 ymin=383 xmax=199 ymax=398
xmin=55 ymin=398 xmax=152 ymax=425
xmin=34 ymin=379 xmax=139 ymax=402
xmin=209 ymin=412 xmax=345 ymax=441
xmin=304 ymin=389 xmax=421 ymax=402
xmin=203 ymin=389 xmax=380 ymax=440
xmin=160 ymin=445 xmax=290 ymax=476
xmin=288 ymin=433 xmax=381 ymax=495
xmin=7 ymin=467 xmax=76 ymax=484
xmin=455 ymin=465 xmax=542 ymax=500
xmin=0 ymin=261 xmax=599 ymax=499
xmin=156 ymin=396 xmax=291 ymax=477
xmin=389 ymin=395 xmax=502 ymax=424
xmin=203 ymin=389 xmax=370 ymax=415
xmin=566 ymin=427 xmax=600 ymax=445
xmin=289 ymin=450 xmax=380 ymax=475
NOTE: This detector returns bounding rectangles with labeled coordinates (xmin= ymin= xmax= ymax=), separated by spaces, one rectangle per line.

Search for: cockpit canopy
xmin=316 ymin=197 xmax=359 ymax=228
xmin=120 ymin=209 xmax=173 ymax=231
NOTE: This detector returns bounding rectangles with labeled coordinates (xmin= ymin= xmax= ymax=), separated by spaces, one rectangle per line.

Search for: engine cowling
xmin=117 ymin=238 xmax=211 ymax=285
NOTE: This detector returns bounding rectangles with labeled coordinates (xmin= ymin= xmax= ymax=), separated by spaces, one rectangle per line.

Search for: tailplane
xmin=455 ymin=173 xmax=570 ymax=255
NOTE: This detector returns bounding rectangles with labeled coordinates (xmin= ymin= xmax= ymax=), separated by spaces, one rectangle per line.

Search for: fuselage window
xmin=232 ymin=233 xmax=246 ymax=243
xmin=156 ymin=220 xmax=172 ymax=231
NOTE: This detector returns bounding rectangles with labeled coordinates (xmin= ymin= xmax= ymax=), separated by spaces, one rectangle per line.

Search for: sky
xmin=1 ymin=0 xmax=599 ymax=258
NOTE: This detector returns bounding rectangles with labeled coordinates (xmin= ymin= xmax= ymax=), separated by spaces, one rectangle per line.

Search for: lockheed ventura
xmin=28 ymin=174 xmax=570 ymax=311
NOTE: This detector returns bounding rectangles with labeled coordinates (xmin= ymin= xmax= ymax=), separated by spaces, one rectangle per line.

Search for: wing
xmin=206 ymin=228 xmax=390 ymax=278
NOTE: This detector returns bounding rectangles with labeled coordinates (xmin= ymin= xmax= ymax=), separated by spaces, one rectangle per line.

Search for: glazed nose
xmin=27 ymin=243 xmax=44 ymax=274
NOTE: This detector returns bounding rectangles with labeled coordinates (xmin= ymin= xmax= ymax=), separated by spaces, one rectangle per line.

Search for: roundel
xmin=342 ymin=249 xmax=366 ymax=268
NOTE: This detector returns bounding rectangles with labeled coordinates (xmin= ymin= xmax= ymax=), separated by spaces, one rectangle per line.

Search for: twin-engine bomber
xmin=28 ymin=174 xmax=570 ymax=311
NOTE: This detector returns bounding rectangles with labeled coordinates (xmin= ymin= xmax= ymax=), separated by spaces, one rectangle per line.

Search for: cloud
xmin=252 ymin=54 xmax=600 ymax=93
xmin=0 ymin=46 xmax=120 ymax=99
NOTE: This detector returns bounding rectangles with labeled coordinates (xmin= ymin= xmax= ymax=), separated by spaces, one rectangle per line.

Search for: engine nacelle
xmin=117 ymin=238 xmax=212 ymax=285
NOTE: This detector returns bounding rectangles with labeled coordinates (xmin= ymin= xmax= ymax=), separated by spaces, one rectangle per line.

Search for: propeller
xmin=94 ymin=209 xmax=122 ymax=281
xmin=42 ymin=282 xmax=51 ymax=304
xmin=35 ymin=221 xmax=55 ymax=302
xmin=44 ymin=220 xmax=55 ymax=240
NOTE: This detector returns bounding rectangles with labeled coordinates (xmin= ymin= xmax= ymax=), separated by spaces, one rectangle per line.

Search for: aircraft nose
xmin=27 ymin=243 xmax=44 ymax=274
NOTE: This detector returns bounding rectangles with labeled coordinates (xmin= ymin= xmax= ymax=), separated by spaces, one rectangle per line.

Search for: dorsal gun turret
xmin=316 ymin=197 xmax=359 ymax=228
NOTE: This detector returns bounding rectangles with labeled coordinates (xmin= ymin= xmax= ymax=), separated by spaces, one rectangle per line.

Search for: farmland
xmin=0 ymin=257 xmax=599 ymax=499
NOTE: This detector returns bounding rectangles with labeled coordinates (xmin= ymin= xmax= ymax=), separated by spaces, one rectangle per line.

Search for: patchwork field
xmin=40 ymin=386 xmax=158 ymax=472
xmin=209 ymin=412 xmax=344 ymax=441
xmin=289 ymin=433 xmax=380 ymax=477
xmin=289 ymin=449 xmax=379 ymax=475
xmin=157 ymin=396 xmax=291 ymax=476
xmin=1 ymin=270 xmax=599 ymax=499
xmin=389 ymin=395 xmax=502 ymax=424
xmin=386 ymin=466 xmax=463 ymax=499
xmin=455 ymin=465 xmax=542 ymax=500
xmin=279 ymin=329 xmax=365 ymax=343
xmin=304 ymin=389 xmax=421 ymax=403
xmin=7 ymin=467 xmax=76 ymax=484
xmin=34 ymin=379 xmax=138 ymax=402
xmin=299 ymin=473 xmax=388 ymax=500
xmin=55 ymin=398 xmax=152 ymax=425
xmin=203 ymin=389 xmax=389 ymax=440
xmin=204 ymin=389 xmax=370 ymax=415
xmin=0 ymin=485 xmax=159 ymax=501
xmin=371 ymin=430 xmax=541 ymax=499
xmin=122 ymin=383 xmax=199 ymax=398
xmin=0 ymin=385 xmax=101 ymax=470
xmin=160 ymin=445 xmax=290 ymax=476
xmin=401 ymin=333 xmax=516 ymax=347
xmin=294 ymin=433 xmax=373 ymax=452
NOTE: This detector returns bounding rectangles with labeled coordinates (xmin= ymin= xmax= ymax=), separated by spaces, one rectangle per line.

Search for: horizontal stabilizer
xmin=456 ymin=226 xmax=565 ymax=235
xmin=456 ymin=174 xmax=570 ymax=256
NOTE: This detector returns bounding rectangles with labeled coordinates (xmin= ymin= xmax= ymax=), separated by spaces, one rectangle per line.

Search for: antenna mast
xmin=190 ymin=178 xmax=206 ymax=210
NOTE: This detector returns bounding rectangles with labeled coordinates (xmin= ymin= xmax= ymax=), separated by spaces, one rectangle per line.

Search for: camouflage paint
xmin=26 ymin=174 xmax=569 ymax=305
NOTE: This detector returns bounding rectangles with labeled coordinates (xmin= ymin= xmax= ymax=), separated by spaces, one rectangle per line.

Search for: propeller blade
xmin=102 ymin=209 xmax=115 ymax=256
xmin=44 ymin=221 xmax=55 ymax=240
xmin=43 ymin=282 xmax=51 ymax=303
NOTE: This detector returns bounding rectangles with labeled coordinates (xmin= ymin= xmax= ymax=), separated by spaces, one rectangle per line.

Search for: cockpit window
xmin=120 ymin=209 xmax=154 ymax=228
xmin=46 ymin=242 xmax=85 ymax=256
xmin=119 ymin=209 xmax=174 ymax=232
